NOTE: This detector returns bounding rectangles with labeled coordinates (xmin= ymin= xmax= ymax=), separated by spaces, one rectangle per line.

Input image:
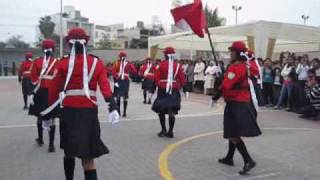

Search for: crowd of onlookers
xmin=103 ymin=52 xmax=320 ymax=120
xmin=177 ymin=52 xmax=320 ymax=121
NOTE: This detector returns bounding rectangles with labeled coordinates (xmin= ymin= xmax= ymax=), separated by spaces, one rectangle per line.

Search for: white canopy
xmin=148 ymin=20 xmax=320 ymax=59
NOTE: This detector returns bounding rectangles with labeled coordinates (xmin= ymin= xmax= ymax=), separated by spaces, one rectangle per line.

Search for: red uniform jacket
xmin=30 ymin=57 xmax=58 ymax=89
xmin=51 ymin=54 xmax=113 ymax=108
xmin=139 ymin=63 xmax=157 ymax=80
xmin=19 ymin=60 xmax=33 ymax=80
xmin=112 ymin=60 xmax=138 ymax=80
xmin=222 ymin=62 xmax=257 ymax=103
xmin=154 ymin=60 xmax=186 ymax=90
xmin=249 ymin=60 xmax=260 ymax=79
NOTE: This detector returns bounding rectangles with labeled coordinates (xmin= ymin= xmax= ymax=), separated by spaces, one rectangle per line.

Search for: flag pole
xmin=206 ymin=27 xmax=218 ymax=66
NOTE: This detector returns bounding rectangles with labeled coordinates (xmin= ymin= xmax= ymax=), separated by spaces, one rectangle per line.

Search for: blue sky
xmin=0 ymin=0 xmax=319 ymax=43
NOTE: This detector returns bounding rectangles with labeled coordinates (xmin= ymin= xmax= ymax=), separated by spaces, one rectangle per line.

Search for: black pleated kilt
xmin=21 ymin=78 xmax=34 ymax=95
xmin=28 ymin=88 xmax=59 ymax=119
xmin=60 ymin=107 xmax=109 ymax=159
xmin=223 ymin=101 xmax=262 ymax=139
xmin=152 ymin=89 xmax=181 ymax=114
xmin=141 ymin=79 xmax=156 ymax=93
xmin=183 ymin=82 xmax=193 ymax=92
xmin=114 ymin=79 xmax=129 ymax=98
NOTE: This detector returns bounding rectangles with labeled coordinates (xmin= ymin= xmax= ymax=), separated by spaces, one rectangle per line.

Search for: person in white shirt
xmin=193 ymin=58 xmax=206 ymax=92
xmin=204 ymin=61 xmax=221 ymax=95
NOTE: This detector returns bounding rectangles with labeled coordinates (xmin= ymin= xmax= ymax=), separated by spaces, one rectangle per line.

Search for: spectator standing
xmin=204 ymin=61 xmax=221 ymax=95
xmin=193 ymin=58 xmax=205 ymax=92
xmin=262 ymin=58 xmax=274 ymax=106
xmin=3 ymin=60 xmax=8 ymax=76
xmin=295 ymin=56 xmax=310 ymax=109
xmin=184 ymin=60 xmax=195 ymax=98
xmin=272 ymin=61 xmax=282 ymax=105
xmin=275 ymin=56 xmax=296 ymax=109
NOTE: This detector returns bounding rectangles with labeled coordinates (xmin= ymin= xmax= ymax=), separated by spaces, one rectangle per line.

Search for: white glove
xmin=108 ymin=110 xmax=120 ymax=125
xmin=209 ymin=99 xmax=216 ymax=107
xmin=29 ymin=95 xmax=34 ymax=105
xmin=114 ymin=83 xmax=119 ymax=88
xmin=42 ymin=119 xmax=53 ymax=131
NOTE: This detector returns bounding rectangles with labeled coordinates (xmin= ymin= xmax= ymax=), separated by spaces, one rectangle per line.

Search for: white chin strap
xmin=66 ymin=39 xmax=91 ymax=101
xmin=166 ymin=54 xmax=175 ymax=94
xmin=240 ymin=51 xmax=259 ymax=111
xmin=40 ymin=48 xmax=53 ymax=77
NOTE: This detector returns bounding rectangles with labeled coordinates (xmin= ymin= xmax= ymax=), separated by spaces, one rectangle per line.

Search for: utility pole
xmin=232 ymin=5 xmax=242 ymax=25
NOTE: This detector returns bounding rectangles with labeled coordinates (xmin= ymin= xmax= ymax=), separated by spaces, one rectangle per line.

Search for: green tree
xmin=6 ymin=35 xmax=30 ymax=48
xmin=39 ymin=16 xmax=56 ymax=39
xmin=204 ymin=5 xmax=223 ymax=28
xmin=130 ymin=38 xmax=148 ymax=49
xmin=96 ymin=35 xmax=112 ymax=49
xmin=0 ymin=42 xmax=6 ymax=48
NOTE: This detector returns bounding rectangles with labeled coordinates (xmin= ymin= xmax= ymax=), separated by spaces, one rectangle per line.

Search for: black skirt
xmin=141 ymin=79 xmax=156 ymax=93
xmin=223 ymin=101 xmax=261 ymax=139
xmin=152 ymin=89 xmax=181 ymax=114
xmin=60 ymin=107 xmax=109 ymax=159
xmin=114 ymin=79 xmax=129 ymax=98
xmin=28 ymin=88 xmax=58 ymax=119
xmin=21 ymin=78 xmax=34 ymax=95
xmin=29 ymin=88 xmax=48 ymax=118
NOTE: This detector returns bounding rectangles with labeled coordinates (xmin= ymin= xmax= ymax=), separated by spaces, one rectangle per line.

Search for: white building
xmin=42 ymin=6 xmax=95 ymax=47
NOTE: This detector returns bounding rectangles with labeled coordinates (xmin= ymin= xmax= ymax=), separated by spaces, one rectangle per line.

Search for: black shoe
xmin=35 ymin=138 xmax=44 ymax=146
xmin=218 ymin=158 xmax=234 ymax=166
xmin=143 ymin=100 xmax=147 ymax=104
xmin=122 ymin=113 xmax=127 ymax=117
xmin=23 ymin=106 xmax=28 ymax=110
xmin=148 ymin=100 xmax=152 ymax=104
xmin=239 ymin=161 xmax=256 ymax=175
xmin=48 ymin=145 xmax=55 ymax=153
xmin=166 ymin=131 xmax=174 ymax=138
xmin=158 ymin=130 xmax=167 ymax=137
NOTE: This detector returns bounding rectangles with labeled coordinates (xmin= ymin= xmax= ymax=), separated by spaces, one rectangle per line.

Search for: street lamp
xmin=301 ymin=15 xmax=310 ymax=25
xmin=59 ymin=0 xmax=63 ymax=57
xmin=232 ymin=5 xmax=242 ymax=25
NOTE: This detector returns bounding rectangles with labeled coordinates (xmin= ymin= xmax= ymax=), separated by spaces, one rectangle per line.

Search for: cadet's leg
xmin=123 ymin=97 xmax=128 ymax=117
xmin=23 ymin=94 xmax=28 ymax=109
xmin=231 ymin=138 xmax=256 ymax=175
xmin=48 ymin=118 xmax=56 ymax=152
xmin=218 ymin=140 xmax=236 ymax=166
xmin=35 ymin=118 xmax=43 ymax=146
xmin=167 ymin=109 xmax=175 ymax=138
xmin=158 ymin=113 xmax=167 ymax=137
xmin=143 ymin=90 xmax=147 ymax=104
xmin=64 ymin=155 xmax=75 ymax=180
xmin=82 ymin=159 xmax=97 ymax=180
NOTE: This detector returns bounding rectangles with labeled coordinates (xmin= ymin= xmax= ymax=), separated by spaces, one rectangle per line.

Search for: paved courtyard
xmin=1 ymin=78 xmax=320 ymax=180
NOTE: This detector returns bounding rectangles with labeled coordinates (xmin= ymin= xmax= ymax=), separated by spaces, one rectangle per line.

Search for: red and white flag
xmin=171 ymin=0 xmax=207 ymax=38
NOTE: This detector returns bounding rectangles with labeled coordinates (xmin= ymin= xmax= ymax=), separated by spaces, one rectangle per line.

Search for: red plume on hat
xmin=42 ymin=39 xmax=55 ymax=49
xmin=164 ymin=47 xmax=175 ymax=54
xmin=228 ymin=41 xmax=247 ymax=52
xmin=25 ymin=52 xmax=33 ymax=59
xmin=66 ymin=28 xmax=90 ymax=42
xmin=118 ymin=51 xmax=127 ymax=58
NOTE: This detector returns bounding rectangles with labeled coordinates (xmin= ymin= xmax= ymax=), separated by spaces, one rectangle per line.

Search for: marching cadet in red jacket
xmin=152 ymin=47 xmax=186 ymax=138
xmin=212 ymin=41 xmax=261 ymax=175
xmin=44 ymin=28 xmax=118 ymax=180
xmin=139 ymin=57 xmax=157 ymax=104
xmin=112 ymin=52 xmax=138 ymax=117
xmin=29 ymin=39 xmax=58 ymax=153
xmin=19 ymin=52 xmax=34 ymax=109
